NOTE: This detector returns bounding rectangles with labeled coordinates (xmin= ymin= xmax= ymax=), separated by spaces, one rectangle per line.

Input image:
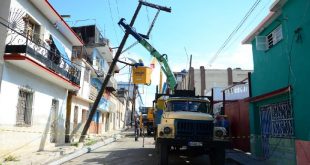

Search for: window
xmin=16 ymin=89 xmax=34 ymax=126
xmin=255 ymin=25 xmax=283 ymax=51
xmin=82 ymin=109 xmax=88 ymax=123
xmin=23 ymin=15 xmax=41 ymax=44
xmin=167 ymin=101 xmax=210 ymax=113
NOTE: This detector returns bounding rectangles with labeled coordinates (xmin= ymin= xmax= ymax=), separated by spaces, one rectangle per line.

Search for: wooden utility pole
xmin=79 ymin=2 xmax=144 ymax=142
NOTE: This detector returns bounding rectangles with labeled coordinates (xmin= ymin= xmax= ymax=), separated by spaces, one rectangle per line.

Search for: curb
xmin=47 ymin=134 xmax=123 ymax=165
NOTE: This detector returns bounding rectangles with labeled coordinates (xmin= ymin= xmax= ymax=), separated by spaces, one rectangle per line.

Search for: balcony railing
xmin=3 ymin=21 xmax=81 ymax=85
xmin=107 ymin=76 xmax=118 ymax=91
xmin=89 ymin=85 xmax=98 ymax=101
xmin=72 ymin=46 xmax=93 ymax=65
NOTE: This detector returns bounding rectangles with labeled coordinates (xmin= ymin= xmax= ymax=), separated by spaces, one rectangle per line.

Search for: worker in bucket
xmin=134 ymin=59 xmax=144 ymax=67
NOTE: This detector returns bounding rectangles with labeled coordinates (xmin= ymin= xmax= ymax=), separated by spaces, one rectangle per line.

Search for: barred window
xmin=260 ymin=100 xmax=294 ymax=137
xmin=16 ymin=89 xmax=34 ymax=126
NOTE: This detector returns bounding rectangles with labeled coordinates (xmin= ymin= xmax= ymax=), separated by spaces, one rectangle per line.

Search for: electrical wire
xmin=114 ymin=0 xmax=121 ymax=20
xmin=221 ymin=0 xmax=272 ymax=53
xmin=208 ymin=0 xmax=262 ymax=65
xmin=106 ymin=0 xmax=120 ymax=45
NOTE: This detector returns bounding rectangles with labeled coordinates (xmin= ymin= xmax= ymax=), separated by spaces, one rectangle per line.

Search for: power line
xmin=208 ymin=0 xmax=262 ymax=65
xmin=106 ymin=0 xmax=120 ymax=44
xmin=114 ymin=0 xmax=121 ymax=20
xmin=221 ymin=0 xmax=271 ymax=53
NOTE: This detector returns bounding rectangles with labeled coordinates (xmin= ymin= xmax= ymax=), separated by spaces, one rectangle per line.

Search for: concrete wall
xmin=0 ymin=0 xmax=80 ymax=156
xmin=10 ymin=0 xmax=73 ymax=57
xmin=190 ymin=68 xmax=250 ymax=95
xmin=0 ymin=0 xmax=11 ymax=91
xmin=248 ymin=0 xmax=310 ymax=163
xmin=0 ymin=63 xmax=68 ymax=156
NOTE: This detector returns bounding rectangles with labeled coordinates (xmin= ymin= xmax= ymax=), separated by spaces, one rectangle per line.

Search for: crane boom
xmin=118 ymin=18 xmax=177 ymax=93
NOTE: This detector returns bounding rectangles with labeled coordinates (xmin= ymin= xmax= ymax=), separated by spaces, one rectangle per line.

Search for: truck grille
xmin=175 ymin=119 xmax=214 ymax=141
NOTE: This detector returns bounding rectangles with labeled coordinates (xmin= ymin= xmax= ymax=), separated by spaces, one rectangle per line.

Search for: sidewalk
xmin=226 ymin=149 xmax=269 ymax=165
xmin=1 ymin=128 xmax=133 ymax=165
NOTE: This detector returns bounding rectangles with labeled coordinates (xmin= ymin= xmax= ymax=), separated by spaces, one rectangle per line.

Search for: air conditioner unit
xmin=255 ymin=36 xmax=268 ymax=51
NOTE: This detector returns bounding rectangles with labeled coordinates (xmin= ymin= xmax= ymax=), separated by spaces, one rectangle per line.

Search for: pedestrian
xmin=134 ymin=117 xmax=140 ymax=141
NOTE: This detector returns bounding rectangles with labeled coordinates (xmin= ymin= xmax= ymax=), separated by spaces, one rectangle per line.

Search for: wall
xmin=192 ymin=68 xmax=250 ymax=95
xmin=249 ymin=0 xmax=310 ymax=164
xmin=70 ymin=97 xmax=90 ymax=141
xmin=0 ymin=63 xmax=68 ymax=156
xmin=0 ymin=0 xmax=11 ymax=91
xmin=10 ymin=0 xmax=74 ymax=57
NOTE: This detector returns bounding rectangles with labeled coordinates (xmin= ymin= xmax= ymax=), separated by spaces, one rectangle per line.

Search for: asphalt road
xmin=63 ymin=135 xmax=237 ymax=165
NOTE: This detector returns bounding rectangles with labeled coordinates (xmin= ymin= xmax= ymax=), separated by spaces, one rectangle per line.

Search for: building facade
xmin=0 ymin=0 xmax=83 ymax=156
xmin=71 ymin=25 xmax=121 ymax=137
xmin=178 ymin=66 xmax=251 ymax=96
xmin=243 ymin=0 xmax=310 ymax=164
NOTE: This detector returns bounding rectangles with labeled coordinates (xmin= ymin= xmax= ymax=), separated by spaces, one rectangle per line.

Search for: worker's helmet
xmin=138 ymin=59 xmax=143 ymax=63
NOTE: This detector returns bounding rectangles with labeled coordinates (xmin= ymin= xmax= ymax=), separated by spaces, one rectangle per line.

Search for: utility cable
xmin=106 ymin=0 xmax=120 ymax=45
xmin=221 ymin=0 xmax=271 ymax=53
xmin=208 ymin=0 xmax=262 ymax=65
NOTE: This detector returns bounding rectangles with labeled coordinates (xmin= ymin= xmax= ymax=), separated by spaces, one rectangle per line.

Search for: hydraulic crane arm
xmin=118 ymin=18 xmax=177 ymax=92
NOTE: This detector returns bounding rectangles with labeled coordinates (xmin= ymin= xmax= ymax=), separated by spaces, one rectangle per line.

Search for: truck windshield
xmin=167 ymin=101 xmax=210 ymax=113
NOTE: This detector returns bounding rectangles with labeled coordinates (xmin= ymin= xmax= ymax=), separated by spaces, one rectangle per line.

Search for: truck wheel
xmin=159 ymin=143 xmax=169 ymax=165
xmin=209 ymin=147 xmax=225 ymax=165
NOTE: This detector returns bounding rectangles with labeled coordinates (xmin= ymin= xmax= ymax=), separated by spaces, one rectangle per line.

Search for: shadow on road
xmin=73 ymin=145 xmax=239 ymax=165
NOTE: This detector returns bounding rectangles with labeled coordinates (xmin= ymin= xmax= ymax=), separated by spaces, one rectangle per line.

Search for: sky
xmin=50 ymin=0 xmax=274 ymax=107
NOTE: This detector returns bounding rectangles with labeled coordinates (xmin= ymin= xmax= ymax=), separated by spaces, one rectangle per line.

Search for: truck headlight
xmin=215 ymin=130 xmax=224 ymax=137
xmin=163 ymin=127 xmax=171 ymax=134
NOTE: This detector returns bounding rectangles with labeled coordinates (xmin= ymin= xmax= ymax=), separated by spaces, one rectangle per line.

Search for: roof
xmin=242 ymin=0 xmax=287 ymax=44
xmin=29 ymin=0 xmax=84 ymax=46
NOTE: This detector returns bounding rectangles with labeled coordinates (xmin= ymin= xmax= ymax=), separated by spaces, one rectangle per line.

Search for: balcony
xmin=89 ymin=85 xmax=98 ymax=101
xmin=3 ymin=25 xmax=81 ymax=90
xmin=72 ymin=46 xmax=93 ymax=65
xmin=107 ymin=76 xmax=118 ymax=92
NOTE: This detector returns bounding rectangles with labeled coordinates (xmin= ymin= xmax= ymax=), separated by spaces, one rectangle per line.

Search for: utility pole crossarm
xmin=140 ymin=1 xmax=171 ymax=13
xmin=118 ymin=19 xmax=177 ymax=92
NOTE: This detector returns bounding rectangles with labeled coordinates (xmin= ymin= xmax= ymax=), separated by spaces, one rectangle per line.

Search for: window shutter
xmin=255 ymin=36 xmax=268 ymax=51
xmin=272 ymin=25 xmax=283 ymax=44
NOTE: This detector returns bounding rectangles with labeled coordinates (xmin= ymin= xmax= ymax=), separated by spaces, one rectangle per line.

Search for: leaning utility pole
xmin=79 ymin=0 xmax=171 ymax=142
xmin=79 ymin=1 xmax=144 ymax=143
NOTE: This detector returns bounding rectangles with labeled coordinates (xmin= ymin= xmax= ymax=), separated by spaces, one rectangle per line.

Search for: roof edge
xmin=45 ymin=0 xmax=84 ymax=46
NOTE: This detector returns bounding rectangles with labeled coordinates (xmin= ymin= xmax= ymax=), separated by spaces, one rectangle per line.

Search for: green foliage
xmin=71 ymin=142 xmax=79 ymax=147
xmin=85 ymin=139 xmax=97 ymax=146
xmin=4 ymin=155 xmax=19 ymax=162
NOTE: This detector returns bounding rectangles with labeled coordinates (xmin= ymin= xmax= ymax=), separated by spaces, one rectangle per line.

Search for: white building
xmin=0 ymin=0 xmax=83 ymax=156
xmin=179 ymin=66 xmax=251 ymax=96
xmin=71 ymin=25 xmax=120 ymax=135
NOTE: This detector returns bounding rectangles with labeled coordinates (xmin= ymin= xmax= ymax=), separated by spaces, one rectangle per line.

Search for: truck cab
xmin=155 ymin=96 xmax=229 ymax=165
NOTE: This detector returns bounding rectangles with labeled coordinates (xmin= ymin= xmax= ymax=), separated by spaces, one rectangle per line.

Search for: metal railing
xmin=89 ymin=85 xmax=98 ymax=101
xmin=1 ymin=19 xmax=81 ymax=85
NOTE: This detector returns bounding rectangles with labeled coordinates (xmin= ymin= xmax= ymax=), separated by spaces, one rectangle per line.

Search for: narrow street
xmin=63 ymin=134 xmax=238 ymax=165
